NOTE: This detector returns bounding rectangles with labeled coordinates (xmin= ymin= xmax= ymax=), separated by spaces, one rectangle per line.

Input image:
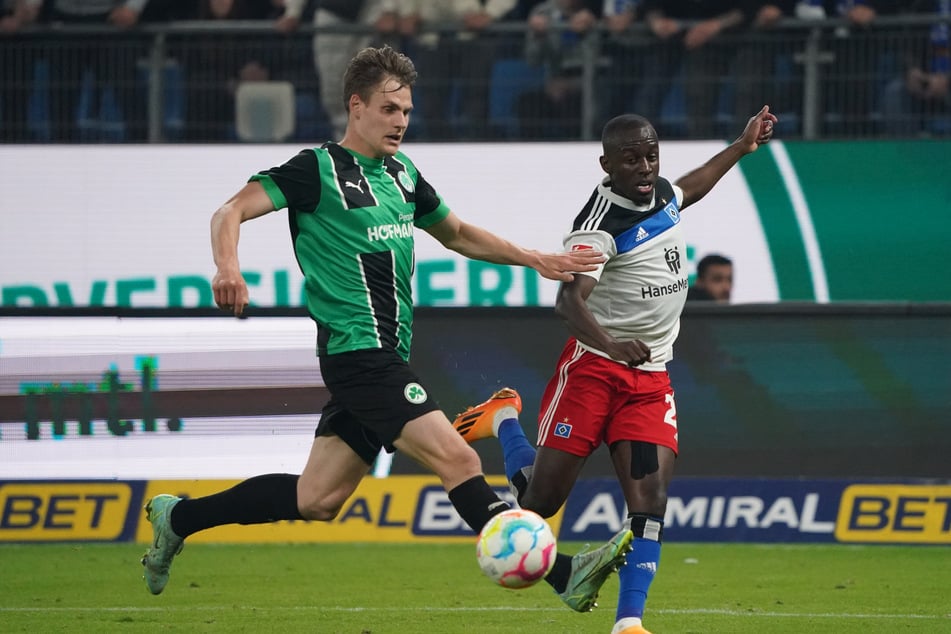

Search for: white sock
xmin=612 ymin=617 xmax=643 ymax=634
xmin=491 ymin=406 xmax=519 ymax=436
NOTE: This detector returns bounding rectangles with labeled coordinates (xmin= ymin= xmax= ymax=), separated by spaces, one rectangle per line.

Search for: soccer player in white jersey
xmin=454 ymin=106 xmax=777 ymax=633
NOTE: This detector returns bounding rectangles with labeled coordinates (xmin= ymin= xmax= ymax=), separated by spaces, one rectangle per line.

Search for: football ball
xmin=476 ymin=508 xmax=557 ymax=589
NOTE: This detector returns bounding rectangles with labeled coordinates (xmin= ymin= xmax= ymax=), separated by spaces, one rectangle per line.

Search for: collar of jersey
xmin=599 ymin=176 xmax=654 ymax=212
xmin=333 ymin=142 xmax=387 ymax=172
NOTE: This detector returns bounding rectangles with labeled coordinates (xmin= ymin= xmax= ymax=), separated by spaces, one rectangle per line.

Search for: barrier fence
xmin=2 ymin=14 xmax=948 ymax=143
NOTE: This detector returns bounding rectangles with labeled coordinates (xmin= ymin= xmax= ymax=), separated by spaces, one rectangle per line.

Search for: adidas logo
xmin=454 ymin=412 xmax=482 ymax=437
xmin=635 ymin=226 xmax=649 ymax=241
xmin=636 ymin=561 xmax=657 ymax=575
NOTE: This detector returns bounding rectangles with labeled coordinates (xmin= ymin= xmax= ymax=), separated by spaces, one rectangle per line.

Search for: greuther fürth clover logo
xmin=404 ymin=383 xmax=428 ymax=404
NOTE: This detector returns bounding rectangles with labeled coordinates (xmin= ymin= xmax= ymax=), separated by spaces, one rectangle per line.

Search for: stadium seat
xmin=488 ymin=58 xmax=546 ymax=139
xmin=136 ymin=58 xmax=186 ymax=141
xmin=292 ymin=92 xmax=332 ymax=143
xmin=235 ymin=81 xmax=296 ymax=143
xmin=27 ymin=59 xmax=51 ymax=141
xmin=658 ymin=69 xmax=687 ymax=138
xmin=28 ymin=58 xmax=185 ymax=142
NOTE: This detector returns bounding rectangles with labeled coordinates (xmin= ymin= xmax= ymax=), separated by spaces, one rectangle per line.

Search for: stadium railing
xmin=1 ymin=14 xmax=947 ymax=143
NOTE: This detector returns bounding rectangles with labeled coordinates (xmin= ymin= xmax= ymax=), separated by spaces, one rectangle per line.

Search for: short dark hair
xmin=696 ymin=254 xmax=733 ymax=278
xmin=601 ymin=114 xmax=655 ymax=153
xmin=342 ymin=45 xmax=417 ymax=113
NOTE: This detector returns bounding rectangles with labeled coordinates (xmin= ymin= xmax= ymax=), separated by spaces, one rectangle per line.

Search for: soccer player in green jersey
xmin=141 ymin=45 xmax=633 ymax=608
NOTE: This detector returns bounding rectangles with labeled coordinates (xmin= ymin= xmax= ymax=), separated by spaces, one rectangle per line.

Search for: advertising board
xmin=3 ymin=477 xmax=947 ymax=545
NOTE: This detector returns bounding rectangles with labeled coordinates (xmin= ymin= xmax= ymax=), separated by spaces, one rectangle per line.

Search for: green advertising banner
xmin=743 ymin=141 xmax=951 ymax=301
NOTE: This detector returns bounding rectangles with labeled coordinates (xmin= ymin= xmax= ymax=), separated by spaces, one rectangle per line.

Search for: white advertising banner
xmin=0 ymin=316 xmax=323 ymax=479
xmin=0 ymin=144 xmax=778 ymax=307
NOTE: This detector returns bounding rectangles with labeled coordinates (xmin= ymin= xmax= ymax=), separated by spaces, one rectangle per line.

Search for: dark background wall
xmin=392 ymin=304 xmax=951 ymax=479
xmin=3 ymin=304 xmax=948 ymax=479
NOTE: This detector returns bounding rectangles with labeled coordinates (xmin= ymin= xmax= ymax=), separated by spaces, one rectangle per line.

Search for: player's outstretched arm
xmin=676 ymin=105 xmax=777 ymax=209
xmin=424 ymin=212 xmax=604 ymax=282
xmin=210 ymin=182 xmax=276 ymax=316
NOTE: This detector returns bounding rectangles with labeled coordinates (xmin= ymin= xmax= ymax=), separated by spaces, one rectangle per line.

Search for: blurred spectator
xmin=1 ymin=0 xmax=41 ymax=142
xmin=505 ymin=0 xmax=545 ymax=19
xmin=597 ymin=0 xmax=646 ymax=131
xmin=732 ymin=1 xmax=800 ymax=132
xmin=1 ymin=0 xmax=39 ymax=28
xmin=138 ymin=0 xmax=193 ymax=21
xmin=278 ymin=0 xmax=398 ymax=141
xmin=178 ymin=0 xmax=286 ymax=141
xmin=516 ymin=0 xmax=599 ymax=139
xmin=687 ymin=253 xmax=733 ymax=302
xmin=41 ymin=0 xmax=152 ymax=141
xmin=882 ymin=0 xmax=950 ymax=136
xmin=501 ymin=0 xmax=601 ymax=53
xmin=639 ymin=0 xmax=751 ymax=139
xmin=396 ymin=0 xmax=515 ymax=140
xmin=798 ymin=0 xmax=900 ymax=136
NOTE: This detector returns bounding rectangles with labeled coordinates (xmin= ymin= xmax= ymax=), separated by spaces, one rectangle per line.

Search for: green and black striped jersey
xmin=250 ymin=143 xmax=450 ymax=360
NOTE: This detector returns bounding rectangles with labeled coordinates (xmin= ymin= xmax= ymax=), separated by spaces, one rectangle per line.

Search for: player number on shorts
xmin=663 ymin=393 xmax=677 ymax=429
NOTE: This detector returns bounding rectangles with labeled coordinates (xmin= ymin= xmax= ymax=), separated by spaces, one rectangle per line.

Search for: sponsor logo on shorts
xmin=554 ymin=422 xmax=572 ymax=438
xmin=404 ymin=383 xmax=428 ymax=404
xmin=571 ymin=244 xmax=593 ymax=251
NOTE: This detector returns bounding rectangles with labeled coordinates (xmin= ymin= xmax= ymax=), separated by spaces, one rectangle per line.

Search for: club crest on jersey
xmin=664 ymin=203 xmax=680 ymax=223
xmin=404 ymin=383 xmax=428 ymax=404
xmin=554 ymin=422 xmax=572 ymax=438
xmin=397 ymin=170 xmax=415 ymax=193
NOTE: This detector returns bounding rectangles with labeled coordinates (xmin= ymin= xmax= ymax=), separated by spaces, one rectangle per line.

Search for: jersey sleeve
xmin=412 ymin=170 xmax=451 ymax=228
xmin=248 ymin=149 xmax=321 ymax=213
xmin=671 ymin=184 xmax=684 ymax=209
xmin=563 ymin=230 xmax=616 ymax=282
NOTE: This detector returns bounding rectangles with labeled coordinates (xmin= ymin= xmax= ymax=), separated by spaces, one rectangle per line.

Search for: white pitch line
xmin=0 ymin=606 xmax=946 ymax=620
xmin=654 ymin=608 xmax=947 ymax=620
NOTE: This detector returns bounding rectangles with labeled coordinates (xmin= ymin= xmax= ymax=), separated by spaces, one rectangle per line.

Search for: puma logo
xmin=344 ymin=180 xmax=364 ymax=194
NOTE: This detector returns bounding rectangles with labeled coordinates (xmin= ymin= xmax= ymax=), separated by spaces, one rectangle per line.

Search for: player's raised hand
xmin=738 ymin=105 xmax=778 ymax=153
xmin=212 ymin=266 xmax=249 ymax=317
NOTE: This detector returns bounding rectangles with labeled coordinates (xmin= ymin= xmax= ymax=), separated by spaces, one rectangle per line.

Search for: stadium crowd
xmin=0 ymin=0 xmax=948 ymax=142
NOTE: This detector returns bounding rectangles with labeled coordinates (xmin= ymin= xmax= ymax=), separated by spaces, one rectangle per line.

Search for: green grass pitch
xmin=1 ymin=542 xmax=949 ymax=633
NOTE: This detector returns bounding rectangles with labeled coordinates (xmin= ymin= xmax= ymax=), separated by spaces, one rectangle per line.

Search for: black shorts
xmin=316 ymin=348 xmax=441 ymax=465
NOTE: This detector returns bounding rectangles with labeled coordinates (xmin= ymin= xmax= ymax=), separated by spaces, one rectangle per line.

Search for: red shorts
xmin=537 ymin=339 xmax=679 ymax=458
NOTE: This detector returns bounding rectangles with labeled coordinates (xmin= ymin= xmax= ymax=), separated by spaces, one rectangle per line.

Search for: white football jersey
xmin=563 ymin=176 xmax=688 ymax=371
